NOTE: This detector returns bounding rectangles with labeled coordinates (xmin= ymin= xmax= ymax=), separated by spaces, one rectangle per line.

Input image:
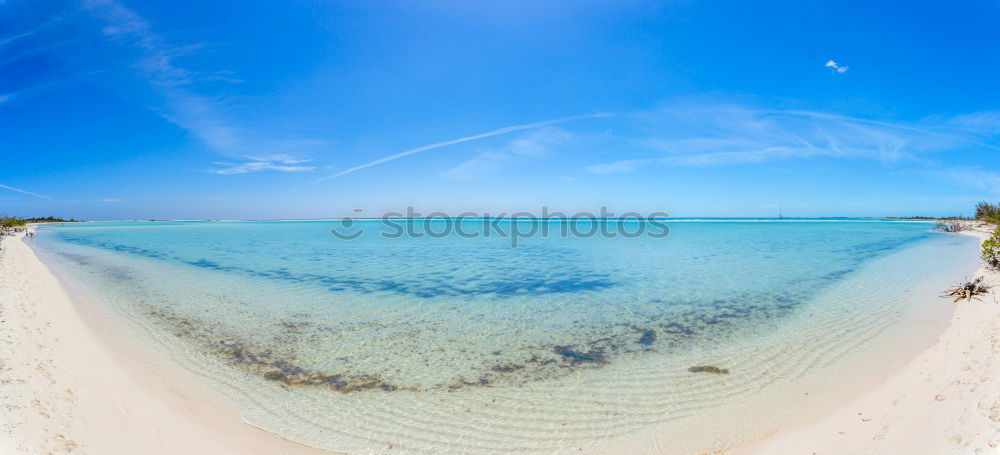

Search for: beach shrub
xmin=0 ymin=216 xmax=27 ymax=236
xmin=984 ymin=228 xmax=1000 ymax=271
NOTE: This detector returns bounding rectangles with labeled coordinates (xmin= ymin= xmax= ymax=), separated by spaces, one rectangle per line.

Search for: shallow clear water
xmin=32 ymin=220 xmax=979 ymax=453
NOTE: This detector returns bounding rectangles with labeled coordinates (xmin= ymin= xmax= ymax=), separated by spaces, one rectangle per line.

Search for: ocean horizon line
xmin=32 ymin=216 xmax=950 ymax=223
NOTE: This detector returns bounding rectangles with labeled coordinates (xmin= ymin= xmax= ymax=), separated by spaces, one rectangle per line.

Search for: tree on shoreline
xmin=975 ymin=202 xmax=1000 ymax=224
xmin=0 ymin=216 xmax=27 ymax=237
xmin=21 ymin=216 xmax=80 ymax=223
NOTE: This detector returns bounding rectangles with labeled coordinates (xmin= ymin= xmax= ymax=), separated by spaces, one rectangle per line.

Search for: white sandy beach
xmin=736 ymin=226 xmax=1000 ymax=455
xmin=0 ymin=230 xmax=328 ymax=455
xmin=0 ymin=226 xmax=997 ymax=454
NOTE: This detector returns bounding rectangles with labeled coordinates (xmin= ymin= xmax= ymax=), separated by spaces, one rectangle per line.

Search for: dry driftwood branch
xmin=944 ymin=277 xmax=991 ymax=302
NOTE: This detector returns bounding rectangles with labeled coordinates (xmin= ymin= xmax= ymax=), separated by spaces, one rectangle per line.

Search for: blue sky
xmin=2 ymin=0 xmax=999 ymax=219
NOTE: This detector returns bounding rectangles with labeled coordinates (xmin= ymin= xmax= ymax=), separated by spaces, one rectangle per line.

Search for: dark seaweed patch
xmin=142 ymin=286 xmax=813 ymax=393
xmin=145 ymin=308 xmax=411 ymax=393
xmin=688 ymin=365 xmax=729 ymax=375
xmin=186 ymin=259 xmax=229 ymax=270
xmin=59 ymin=236 xmax=168 ymax=260
xmin=55 ymin=251 xmax=90 ymax=265
xmin=491 ymin=363 xmax=525 ymax=373
xmin=555 ymin=346 xmax=607 ymax=364
xmin=638 ymin=329 xmax=656 ymax=346
xmin=442 ymin=290 xmax=812 ymax=389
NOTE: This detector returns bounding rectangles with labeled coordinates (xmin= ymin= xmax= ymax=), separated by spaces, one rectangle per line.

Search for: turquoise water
xmin=32 ymin=220 xmax=979 ymax=453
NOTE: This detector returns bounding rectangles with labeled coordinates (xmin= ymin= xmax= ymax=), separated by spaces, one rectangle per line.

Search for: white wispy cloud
xmin=318 ymin=114 xmax=603 ymax=182
xmin=582 ymin=104 xmax=998 ymax=175
xmin=584 ymin=158 xmax=655 ymax=175
xmin=440 ymin=151 xmax=511 ymax=181
xmin=0 ymin=37 xmax=82 ymax=67
xmin=0 ymin=183 xmax=56 ymax=201
xmin=0 ymin=15 xmax=66 ymax=51
xmin=942 ymin=167 xmax=1000 ymax=195
xmin=942 ymin=110 xmax=1000 ymax=133
xmin=0 ymin=29 xmax=38 ymax=49
xmin=210 ymin=155 xmax=315 ymax=175
xmin=83 ymin=0 xmax=193 ymax=85
xmin=0 ymin=16 xmax=102 ymax=106
xmin=0 ymin=71 xmax=103 ymax=107
xmin=441 ymin=127 xmax=572 ymax=180
xmin=81 ymin=0 xmax=326 ymax=165
xmin=505 ymin=127 xmax=571 ymax=158
xmin=97 ymin=198 xmax=124 ymax=203
xmin=83 ymin=0 xmax=235 ymax=145
xmin=825 ymin=59 xmax=849 ymax=73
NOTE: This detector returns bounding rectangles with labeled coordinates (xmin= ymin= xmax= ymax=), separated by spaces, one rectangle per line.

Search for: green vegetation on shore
xmin=0 ymin=216 xmax=27 ymax=236
xmin=984 ymin=231 xmax=1000 ymax=271
xmin=1 ymin=215 xmax=81 ymax=238
xmin=888 ymin=216 xmax=971 ymax=220
xmin=976 ymin=201 xmax=1000 ymax=225
xmin=974 ymin=201 xmax=1000 ymax=270
xmin=21 ymin=216 xmax=81 ymax=223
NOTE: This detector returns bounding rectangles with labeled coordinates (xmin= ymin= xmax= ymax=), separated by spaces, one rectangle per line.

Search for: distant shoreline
xmin=32 ymin=217 xmax=962 ymax=223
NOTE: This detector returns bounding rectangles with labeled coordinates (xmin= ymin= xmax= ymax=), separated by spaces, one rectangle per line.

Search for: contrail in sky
xmin=0 ymin=183 xmax=57 ymax=201
xmin=314 ymin=113 xmax=610 ymax=182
